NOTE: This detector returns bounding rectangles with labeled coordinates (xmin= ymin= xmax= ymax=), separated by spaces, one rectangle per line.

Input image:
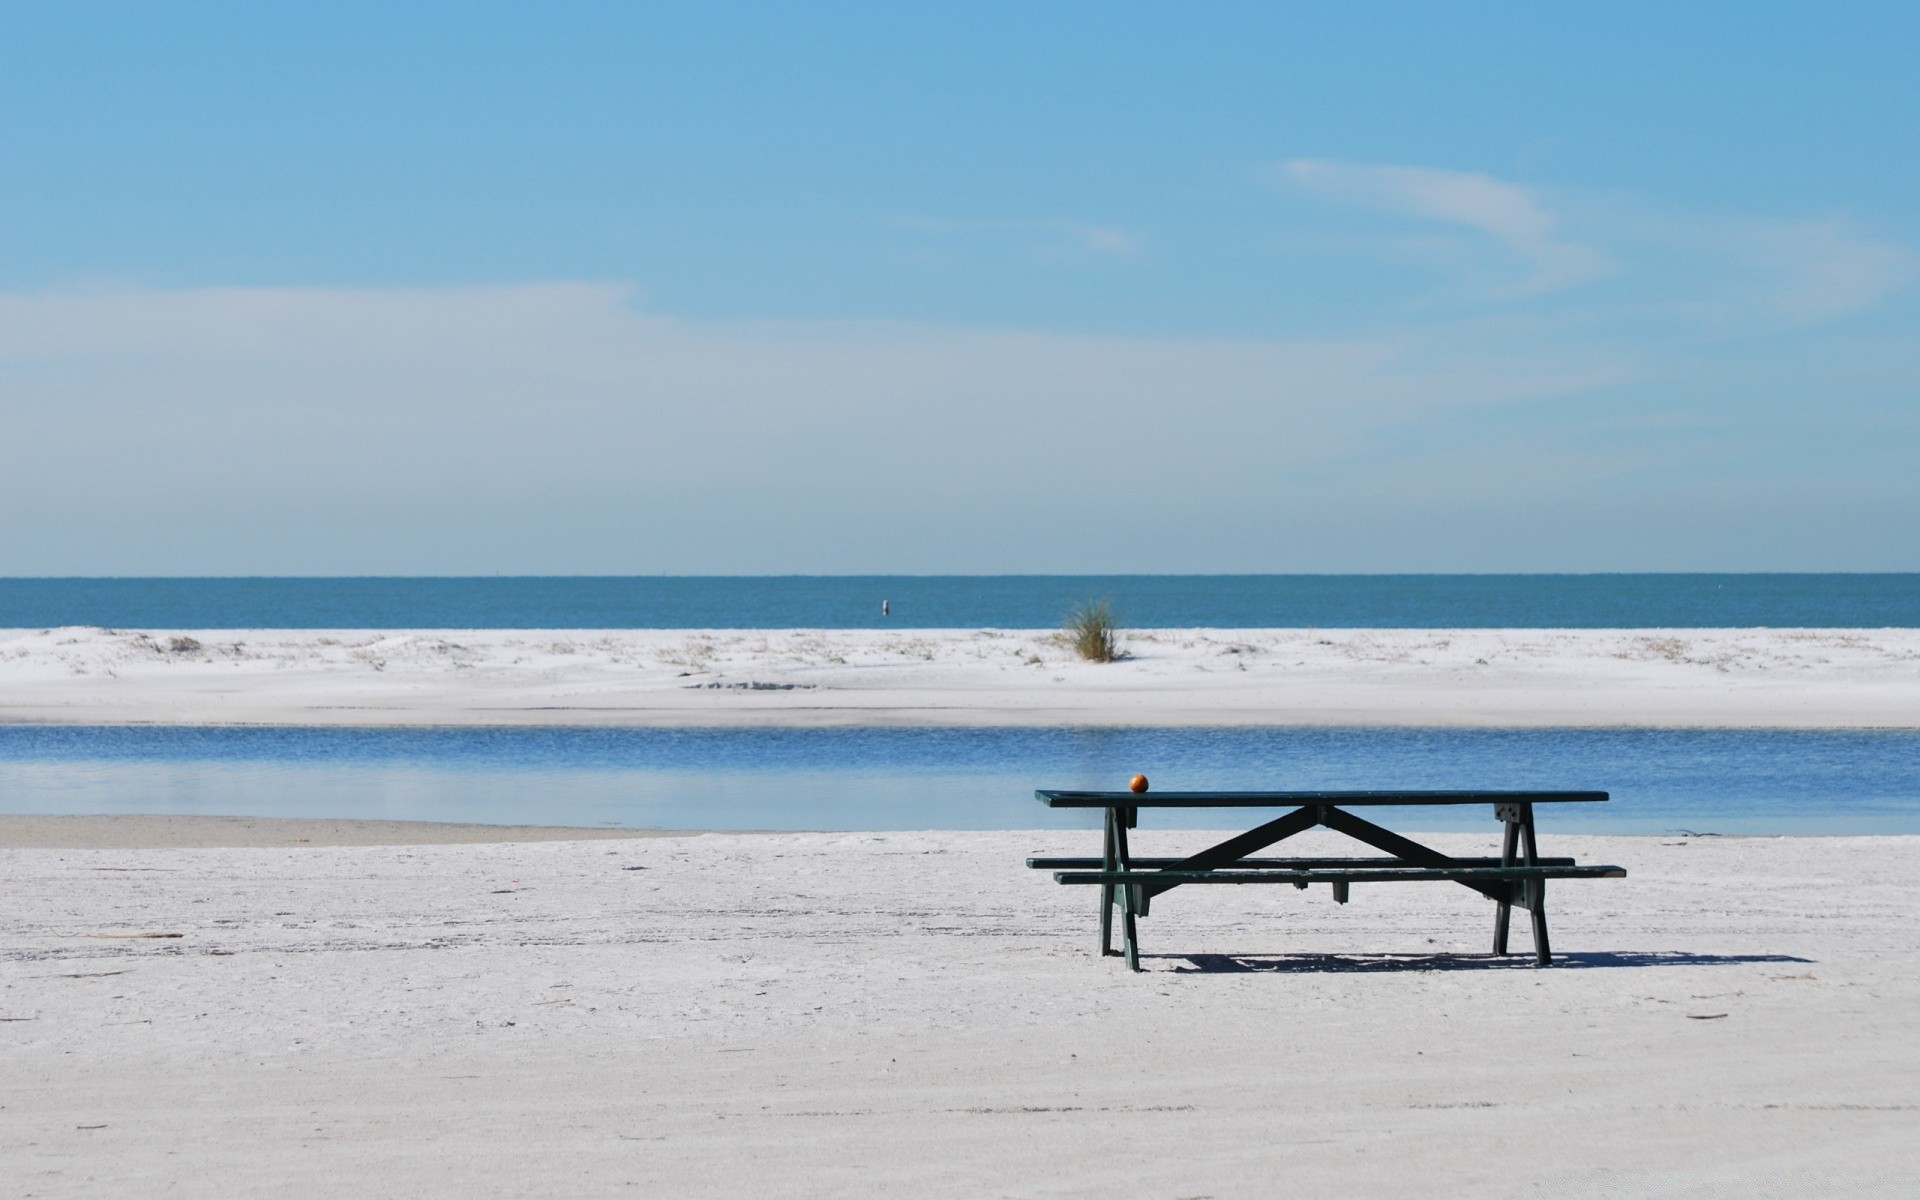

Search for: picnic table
xmin=1029 ymin=789 xmax=1625 ymax=971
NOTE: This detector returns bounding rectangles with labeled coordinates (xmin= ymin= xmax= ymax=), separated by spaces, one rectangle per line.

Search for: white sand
xmin=3 ymin=825 xmax=1917 ymax=1196
xmin=3 ymin=625 xmax=1918 ymax=727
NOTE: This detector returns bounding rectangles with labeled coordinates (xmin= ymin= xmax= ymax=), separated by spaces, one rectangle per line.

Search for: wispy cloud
xmin=1281 ymin=159 xmax=1614 ymax=294
xmin=0 ymin=282 xmax=1635 ymax=572
xmin=2 ymin=278 xmax=1913 ymax=571
xmin=1277 ymin=157 xmax=1915 ymax=342
xmin=1731 ymin=216 xmax=1913 ymax=323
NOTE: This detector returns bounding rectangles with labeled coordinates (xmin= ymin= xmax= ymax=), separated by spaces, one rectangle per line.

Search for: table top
xmin=1036 ymin=789 xmax=1609 ymax=809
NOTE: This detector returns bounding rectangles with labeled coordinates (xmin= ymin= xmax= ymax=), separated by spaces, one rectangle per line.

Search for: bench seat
xmin=1028 ymin=855 xmax=1577 ymax=870
xmin=1052 ymin=864 xmax=1624 ymax=884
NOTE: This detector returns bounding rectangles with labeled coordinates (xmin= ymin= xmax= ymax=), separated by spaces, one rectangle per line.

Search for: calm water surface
xmin=5 ymin=574 xmax=1918 ymax=629
xmin=2 ymin=726 xmax=1915 ymax=835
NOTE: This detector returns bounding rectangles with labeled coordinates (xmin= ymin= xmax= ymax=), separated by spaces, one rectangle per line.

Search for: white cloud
xmin=1279 ymin=159 xmax=1916 ymax=342
xmin=0 ymin=283 xmax=1630 ymax=572
xmin=1734 ymin=216 xmax=1913 ymax=323
xmin=1281 ymin=159 xmax=1615 ymax=294
xmin=1 ymin=277 xmax=1911 ymax=572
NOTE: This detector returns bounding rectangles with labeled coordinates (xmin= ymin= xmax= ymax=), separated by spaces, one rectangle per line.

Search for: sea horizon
xmin=5 ymin=572 xmax=1919 ymax=630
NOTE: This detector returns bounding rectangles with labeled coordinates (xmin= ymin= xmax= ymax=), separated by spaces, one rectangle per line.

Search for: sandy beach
xmin=4 ymin=625 xmax=1919 ymax=728
xmin=6 ymin=627 xmax=1915 ymax=1193
xmin=3 ymin=820 xmax=1916 ymax=1197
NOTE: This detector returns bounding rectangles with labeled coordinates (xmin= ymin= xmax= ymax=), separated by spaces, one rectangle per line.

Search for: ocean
xmin=2 ymin=573 xmax=1918 ymax=630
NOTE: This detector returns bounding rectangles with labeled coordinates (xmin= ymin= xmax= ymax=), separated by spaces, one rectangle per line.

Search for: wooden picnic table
xmin=1029 ymin=789 xmax=1625 ymax=972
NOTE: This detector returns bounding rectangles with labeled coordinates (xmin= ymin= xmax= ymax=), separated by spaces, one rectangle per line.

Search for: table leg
xmin=1522 ymin=808 xmax=1552 ymax=966
xmin=1115 ymin=813 xmax=1146 ymax=917
xmin=1115 ymin=808 xmax=1142 ymax=969
xmin=1493 ymin=814 xmax=1519 ymax=955
xmin=1100 ymin=807 xmax=1118 ymax=957
xmin=1121 ymin=878 xmax=1141 ymax=972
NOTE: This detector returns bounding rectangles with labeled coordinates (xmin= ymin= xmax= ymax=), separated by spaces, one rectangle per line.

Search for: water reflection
xmin=0 ymin=725 xmax=1915 ymax=834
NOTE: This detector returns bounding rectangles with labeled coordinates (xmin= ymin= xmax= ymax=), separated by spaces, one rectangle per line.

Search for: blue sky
xmin=2 ymin=2 xmax=1916 ymax=573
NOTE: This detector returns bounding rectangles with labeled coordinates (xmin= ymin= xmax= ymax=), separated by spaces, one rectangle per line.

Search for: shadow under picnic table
xmin=1163 ymin=950 xmax=1815 ymax=974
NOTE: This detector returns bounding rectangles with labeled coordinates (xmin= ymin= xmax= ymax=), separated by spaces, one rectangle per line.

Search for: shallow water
xmin=5 ymin=573 xmax=1919 ymax=629
xmin=1 ymin=725 xmax=1915 ymax=835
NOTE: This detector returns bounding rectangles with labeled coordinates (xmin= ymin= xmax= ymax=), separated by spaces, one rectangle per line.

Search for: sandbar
xmin=3 ymin=625 xmax=1918 ymax=728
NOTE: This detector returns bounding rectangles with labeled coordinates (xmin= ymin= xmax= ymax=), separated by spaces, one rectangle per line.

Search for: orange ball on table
xmin=1128 ymin=774 xmax=1149 ymax=794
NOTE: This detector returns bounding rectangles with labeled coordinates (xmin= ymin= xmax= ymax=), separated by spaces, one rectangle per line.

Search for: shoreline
xmin=0 ymin=813 xmax=723 ymax=849
xmin=6 ymin=711 xmax=1920 ymax=731
xmin=2 ymin=624 xmax=1917 ymax=729
xmin=0 ymin=813 xmax=1862 ymax=850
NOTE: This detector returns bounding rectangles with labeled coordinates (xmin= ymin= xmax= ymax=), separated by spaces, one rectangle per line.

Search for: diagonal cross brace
xmin=1140 ymin=805 xmax=1321 ymax=899
xmin=1315 ymin=806 xmax=1511 ymax=902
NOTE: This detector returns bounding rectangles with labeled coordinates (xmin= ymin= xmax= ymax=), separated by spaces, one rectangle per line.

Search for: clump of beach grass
xmin=1064 ymin=598 xmax=1121 ymax=663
